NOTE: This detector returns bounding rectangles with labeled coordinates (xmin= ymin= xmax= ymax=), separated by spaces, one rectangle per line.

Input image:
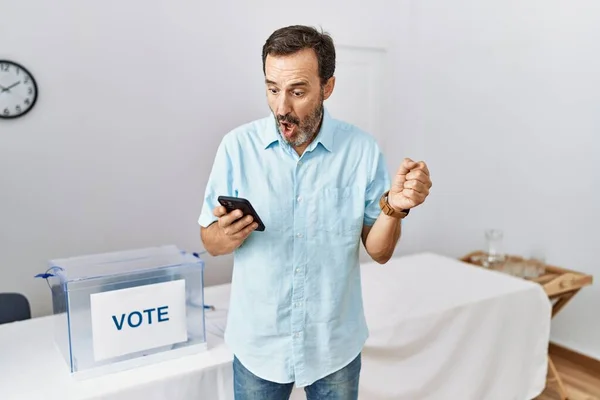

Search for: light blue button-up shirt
xmin=198 ymin=108 xmax=391 ymax=387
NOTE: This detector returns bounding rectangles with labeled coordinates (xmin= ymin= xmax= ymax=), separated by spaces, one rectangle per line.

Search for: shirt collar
xmin=264 ymin=107 xmax=335 ymax=152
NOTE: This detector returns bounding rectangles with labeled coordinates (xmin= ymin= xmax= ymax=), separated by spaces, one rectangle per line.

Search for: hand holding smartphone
xmin=203 ymin=196 xmax=263 ymax=256
xmin=217 ymin=196 xmax=265 ymax=232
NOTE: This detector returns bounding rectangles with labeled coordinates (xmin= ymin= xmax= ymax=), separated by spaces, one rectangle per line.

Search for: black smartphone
xmin=217 ymin=196 xmax=266 ymax=232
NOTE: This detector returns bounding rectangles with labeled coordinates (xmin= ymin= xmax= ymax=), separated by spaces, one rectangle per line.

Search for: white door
xmin=325 ymin=45 xmax=388 ymax=149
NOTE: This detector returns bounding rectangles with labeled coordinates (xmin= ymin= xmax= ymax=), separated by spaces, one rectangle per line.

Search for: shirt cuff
xmin=198 ymin=214 xmax=218 ymax=228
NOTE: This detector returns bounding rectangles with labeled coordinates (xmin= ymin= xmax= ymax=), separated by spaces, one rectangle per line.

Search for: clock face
xmin=0 ymin=60 xmax=38 ymax=119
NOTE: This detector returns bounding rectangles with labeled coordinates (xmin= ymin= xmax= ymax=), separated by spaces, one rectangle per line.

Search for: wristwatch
xmin=379 ymin=190 xmax=410 ymax=219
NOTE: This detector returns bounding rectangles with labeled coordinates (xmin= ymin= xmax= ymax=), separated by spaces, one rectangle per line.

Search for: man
xmin=199 ymin=25 xmax=432 ymax=400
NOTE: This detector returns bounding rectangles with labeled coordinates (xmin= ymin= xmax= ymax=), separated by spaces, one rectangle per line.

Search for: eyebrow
xmin=265 ymin=79 xmax=309 ymax=88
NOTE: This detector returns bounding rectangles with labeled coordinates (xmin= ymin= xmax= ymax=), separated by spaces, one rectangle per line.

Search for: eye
xmin=292 ymin=91 xmax=304 ymax=97
xmin=268 ymin=88 xmax=279 ymax=94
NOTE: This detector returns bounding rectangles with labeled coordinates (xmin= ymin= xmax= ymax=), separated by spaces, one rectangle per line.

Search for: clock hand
xmin=2 ymin=81 xmax=21 ymax=92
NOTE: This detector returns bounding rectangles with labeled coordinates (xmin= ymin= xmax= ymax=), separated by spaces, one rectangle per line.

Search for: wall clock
xmin=0 ymin=60 xmax=38 ymax=119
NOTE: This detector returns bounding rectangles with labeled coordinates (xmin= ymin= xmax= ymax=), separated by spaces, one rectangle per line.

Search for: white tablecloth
xmin=0 ymin=252 xmax=551 ymax=400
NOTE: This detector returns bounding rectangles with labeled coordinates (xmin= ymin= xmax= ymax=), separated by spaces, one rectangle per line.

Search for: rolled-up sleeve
xmin=363 ymin=147 xmax=391 ymax=227
xmin=198 ymin=135 xmax=235 ymax=228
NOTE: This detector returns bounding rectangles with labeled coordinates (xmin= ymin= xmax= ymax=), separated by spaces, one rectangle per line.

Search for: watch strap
xmin=379 ymin=190 xmax=410 ymax=219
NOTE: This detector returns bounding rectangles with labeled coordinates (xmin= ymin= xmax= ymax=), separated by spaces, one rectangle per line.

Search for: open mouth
xmin=280 ymin=122 xmax=296 ymax=137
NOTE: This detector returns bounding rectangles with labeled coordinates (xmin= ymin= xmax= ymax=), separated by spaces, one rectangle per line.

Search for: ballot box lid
xmin=47 ymin=245 xmax=204 ymax=283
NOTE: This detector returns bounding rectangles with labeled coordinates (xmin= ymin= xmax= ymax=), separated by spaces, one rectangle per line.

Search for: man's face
xmin=265 ymin=48 xmax=334 ymax=148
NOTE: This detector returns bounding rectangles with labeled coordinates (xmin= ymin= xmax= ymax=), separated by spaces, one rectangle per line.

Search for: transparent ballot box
xmin=39 ymin=245 xmax=207 ymax=379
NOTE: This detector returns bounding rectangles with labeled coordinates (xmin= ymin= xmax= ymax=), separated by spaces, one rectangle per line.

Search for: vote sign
xmin=90 ymin=279 xmax=188 ymax=361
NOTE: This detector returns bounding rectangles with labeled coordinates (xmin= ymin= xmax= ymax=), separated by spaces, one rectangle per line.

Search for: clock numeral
xmin=24 ymin=76 xmax=29 ymax=83
xmin=28 ymin=87 xmax=33 ymax=95
xmin=15 ymin=105 xmax=22 ymax=113
xmin=3 ymin=108 xmax=10 ymax=116
xmin=0 ymin=64 xmax=8 ymax=72
xmin=24 ymin=99 xmax=30 ymax=105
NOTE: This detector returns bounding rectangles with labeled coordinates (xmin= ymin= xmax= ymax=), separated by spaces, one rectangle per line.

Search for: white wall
xmin=0 ymin=0 xmax=404 ymax=316
xmin=2 ymin=0 xmax=599 ymax=361
xmin=392 ymin=0 xmax=600 ymax=359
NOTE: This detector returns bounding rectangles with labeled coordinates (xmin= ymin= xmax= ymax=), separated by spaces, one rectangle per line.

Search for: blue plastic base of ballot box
xmin=40 ymin=245 xmax=208 ymax=380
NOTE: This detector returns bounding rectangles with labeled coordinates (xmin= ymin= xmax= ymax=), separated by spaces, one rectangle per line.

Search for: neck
xmin=293 ymin=143 xmax=309 ymax=156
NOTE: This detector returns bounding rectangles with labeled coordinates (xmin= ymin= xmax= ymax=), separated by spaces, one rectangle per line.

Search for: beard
xmin=273 ymin=99 xmax=324 ymax=147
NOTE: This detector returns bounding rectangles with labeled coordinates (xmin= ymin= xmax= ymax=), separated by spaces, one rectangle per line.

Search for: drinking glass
xmin=483 ymin=229 xmax=505 ymax=268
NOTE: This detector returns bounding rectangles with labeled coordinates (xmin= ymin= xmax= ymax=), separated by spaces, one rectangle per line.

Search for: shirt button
xmin=296 ymin=232 xmax=303 ymax=238
xmin=294 ymin=302 xmax=301 ymax=307
xmin=297 ymin=196 xmax=302 ymax=202
xmin=295 ymin=268 xmax=300 ymax=273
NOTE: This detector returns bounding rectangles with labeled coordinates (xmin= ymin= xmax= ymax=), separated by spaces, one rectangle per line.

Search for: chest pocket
xmin=311 ymin=186 xmax=364 ymax=240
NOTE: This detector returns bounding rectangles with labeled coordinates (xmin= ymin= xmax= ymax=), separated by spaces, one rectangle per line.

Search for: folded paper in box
xmin=39 ymin=245 xmax=207 ymax=379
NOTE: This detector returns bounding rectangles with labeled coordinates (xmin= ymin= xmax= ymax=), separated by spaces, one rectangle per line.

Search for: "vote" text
xmin=111 ymin=306 xmax=169 ymax=330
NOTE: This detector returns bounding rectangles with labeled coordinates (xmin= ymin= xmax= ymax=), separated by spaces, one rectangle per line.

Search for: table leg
xmin=551 ymin=290 xmax=578 ymax=318
xmin=543 ymin=289 xmax=580 ymax=399
xmin=548 ymin=355 xmax=569 ymax=399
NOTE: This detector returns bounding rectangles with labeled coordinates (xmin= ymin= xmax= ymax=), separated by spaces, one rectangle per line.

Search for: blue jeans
xmin=233 ymin=353 xmax=361 ymax=400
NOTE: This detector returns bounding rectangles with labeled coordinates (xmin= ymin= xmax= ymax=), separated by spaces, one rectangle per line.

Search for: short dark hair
xmin=262 ymin=25 xmax=336 ymax=85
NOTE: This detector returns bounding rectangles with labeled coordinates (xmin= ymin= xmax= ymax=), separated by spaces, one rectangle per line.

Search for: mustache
xmin=277 ymin=114 xmax=300 ymax=125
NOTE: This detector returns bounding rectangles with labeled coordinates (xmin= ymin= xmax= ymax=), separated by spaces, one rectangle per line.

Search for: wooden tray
xmin=460 ymin=250 xmax=593 ymax=298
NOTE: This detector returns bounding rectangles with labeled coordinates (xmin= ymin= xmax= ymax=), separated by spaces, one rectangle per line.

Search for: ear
xmin=322 ymin=76 xmax=335 ymax=100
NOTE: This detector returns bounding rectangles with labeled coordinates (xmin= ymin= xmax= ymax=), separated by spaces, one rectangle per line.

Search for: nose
xmin=275 ymin=93 xmax=292 ymax=117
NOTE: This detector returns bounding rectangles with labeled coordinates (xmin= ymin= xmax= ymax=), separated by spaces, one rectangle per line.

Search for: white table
xmin=0 ymin=252 xmax=551 ymax=400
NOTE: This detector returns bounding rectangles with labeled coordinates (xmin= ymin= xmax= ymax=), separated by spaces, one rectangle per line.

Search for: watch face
xmin=0 ymin=60 xmax=38 ymax=119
